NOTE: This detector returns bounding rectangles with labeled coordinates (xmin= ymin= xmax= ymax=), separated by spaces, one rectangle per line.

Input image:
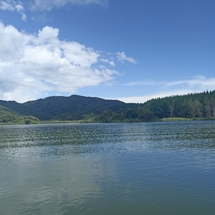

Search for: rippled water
xmin=0 ymin=121 xmax=215 ymax=215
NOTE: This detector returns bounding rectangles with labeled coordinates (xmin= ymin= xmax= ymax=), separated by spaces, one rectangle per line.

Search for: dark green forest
xmin=143 ymin=91 xmax=215 ymax=119
xmin=0 ymin=91 xmax=215 ymax=124
xmin=97 ymin=91 xmax=215 ymax=122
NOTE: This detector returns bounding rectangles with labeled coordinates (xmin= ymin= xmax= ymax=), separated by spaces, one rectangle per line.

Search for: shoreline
xmin=1 ymin=117 xmax=215 ymax=126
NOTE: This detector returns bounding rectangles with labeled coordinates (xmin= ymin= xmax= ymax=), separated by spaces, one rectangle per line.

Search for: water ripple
xmin=0 ymin=121 xmax=215 ymax=215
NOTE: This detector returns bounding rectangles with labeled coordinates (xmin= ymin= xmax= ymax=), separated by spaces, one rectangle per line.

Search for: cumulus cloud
xmin=0 ymin=0 xmax=26 ymax=20
xmin=0 ymin=22 xmax=119 ymax=102
xmin=116 ymin=52 xmax=137 ymax=64
xmin=31 ymin=0 xmax=108 ymax=11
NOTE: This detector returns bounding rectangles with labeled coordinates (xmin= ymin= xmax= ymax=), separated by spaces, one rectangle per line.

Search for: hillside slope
xmin=0 ymin=95 xmax=127 ymax=121
xmin=0 ymin=105 xmax=39 ymax=124
xmin=142 ymin=91 xmax=215 ymax=119
xmin=24 ymin=95 xmax=126 ymax=120
xmin=0 ymin=91 xmax=215 ymax=123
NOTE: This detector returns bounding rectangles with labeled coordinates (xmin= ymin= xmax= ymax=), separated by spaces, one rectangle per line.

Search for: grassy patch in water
xmin=161 ymin=117 xmax=191 ymax=121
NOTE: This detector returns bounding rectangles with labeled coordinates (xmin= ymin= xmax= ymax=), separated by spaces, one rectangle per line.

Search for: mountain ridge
xmin=0 ymin=91 xmax=215 ymax=124
xmin=0 ymin=95 xmax=127 ymax=121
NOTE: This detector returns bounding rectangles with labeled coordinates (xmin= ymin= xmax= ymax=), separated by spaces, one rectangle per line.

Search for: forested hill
xmin=0 ymin=91 xmax=215 ymax=124
xmin=142 ymin=91 xmax=215 ymax=119
xmin=24 ymin=95 xmax=126 ymax=120
xmin=95 ymin=91 xmax=215 ymax=122
xmin=0 ymin=105 xmax=39 ymax=124
xmin=0 ymin=95 xmax=127 ymax=121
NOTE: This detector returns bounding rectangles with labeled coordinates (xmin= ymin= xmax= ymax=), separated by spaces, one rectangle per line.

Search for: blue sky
xmin=0 ymin=0 xmax=215 ymax=103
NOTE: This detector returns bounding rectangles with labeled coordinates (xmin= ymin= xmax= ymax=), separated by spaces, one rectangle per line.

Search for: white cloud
xmin=116 ymin=90 xmax=197 ymax=104
xmin=125 ymin=81 xmax=157 ymax=86
xmin=109 ymin=61 xmax=115 ymax=66
xmin=165 ymin=75 xmax=215 ymax=90
xmin=0 ymin=0 xmax=26 ymax=20
xmin=0 ymin=22 xmax=118 ymax=102
xmin=31 ymin=0 xmax=108 ymax=11
xmin=0 ymin=0 xmax=107 ymax=20
xmin=126 ymin=76 xmax=215 ymax=91
xmin=0 ymin=1 xmax=13 ymax=10
xmin=100 ymin=58 xmax=115 ymax=67
xmin=121 ymin=76 xmax=215 ymax=103
xmin=116 ymin=52 xmax=137 ymax=64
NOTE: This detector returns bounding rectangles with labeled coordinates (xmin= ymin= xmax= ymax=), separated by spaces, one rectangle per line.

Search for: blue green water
xmin=0 ymin=121 xmax=215 ymax=215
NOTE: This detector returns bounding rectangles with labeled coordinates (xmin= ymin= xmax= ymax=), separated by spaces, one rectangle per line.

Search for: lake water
xmin=0 ymin=121 xmax=215 ymax=215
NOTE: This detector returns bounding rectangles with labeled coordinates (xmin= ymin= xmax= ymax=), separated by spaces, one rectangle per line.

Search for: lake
xmin=0 ymin=121 xmax=215 ymax=215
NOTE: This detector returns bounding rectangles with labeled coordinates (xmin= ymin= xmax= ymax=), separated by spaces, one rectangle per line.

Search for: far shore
xmin=1 ymin=117 xmax=215 ymax=126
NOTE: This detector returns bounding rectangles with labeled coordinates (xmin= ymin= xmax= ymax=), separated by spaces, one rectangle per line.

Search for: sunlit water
xmin=0 ymin=121 xmax=215 ymax=215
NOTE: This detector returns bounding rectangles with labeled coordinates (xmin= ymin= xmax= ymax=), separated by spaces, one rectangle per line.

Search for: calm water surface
xmin=0 ymin=121 xmax=215 ymax=215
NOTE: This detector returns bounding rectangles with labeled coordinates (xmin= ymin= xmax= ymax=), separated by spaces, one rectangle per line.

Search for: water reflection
xmin=0 ymin=122 xmax=215 ymax=215
xmin=0 ymin=155 xmax=119 ymax=214
xmin=1 ymin=122 xmax=215 ymax=160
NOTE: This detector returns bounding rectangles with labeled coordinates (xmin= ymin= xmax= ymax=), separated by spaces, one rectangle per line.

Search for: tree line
xmin=96 ymin=91 xmax=215 ymax=122
xmin=0 ymin=91 xmax=215 ymax=123
xmin=143 ymin=91 xmax=215 ymax=119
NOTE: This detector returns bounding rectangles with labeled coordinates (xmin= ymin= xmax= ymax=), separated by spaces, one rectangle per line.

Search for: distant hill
xmin=0 ymin=100 xmax=47 ymax=120
xmin=94 ymin=91 xmax=215 ymax=122
xmin=141 ymin=91 xmax=215 ymax=119
xmin=0 ymin=95 xmax=127 ymax=121
xmin=0 ymin=105 xmax=39 ymax=124
xmin=0 ymin=105 xmax=21 ymax=123
xmin=0 ymin=91 xmax=215 ymax=124
xmin=24 ymin=95 xmax=127 ymax=120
